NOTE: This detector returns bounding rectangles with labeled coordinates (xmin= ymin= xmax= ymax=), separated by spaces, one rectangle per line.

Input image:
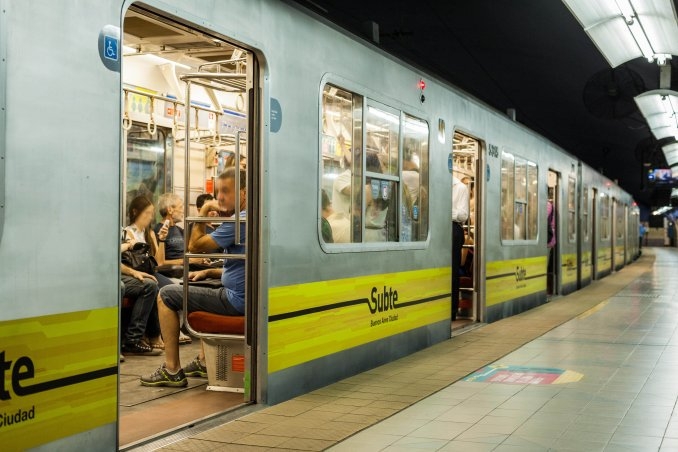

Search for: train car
xmin=0 ymin=0 xmax=639 ymax=449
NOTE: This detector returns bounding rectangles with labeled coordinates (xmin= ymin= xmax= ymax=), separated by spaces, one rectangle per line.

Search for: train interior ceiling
xmin=120 ymin=8 xmax=250 ymax=447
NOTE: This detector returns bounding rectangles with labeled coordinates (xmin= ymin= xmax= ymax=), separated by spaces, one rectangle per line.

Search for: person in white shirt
xmin=452 ymin=175 xmax=470 ymax=320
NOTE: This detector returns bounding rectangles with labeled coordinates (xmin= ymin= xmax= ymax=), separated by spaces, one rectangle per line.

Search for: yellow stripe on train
xmin=486 ymin=256 xmax=547 ymax=307
xmin=561 ymin=253 xmax=578 ymax=286
xmin=0 ymin=308 xmax=118 ymax=450
xmin=268 ymin=268 xmax=451 ymax=373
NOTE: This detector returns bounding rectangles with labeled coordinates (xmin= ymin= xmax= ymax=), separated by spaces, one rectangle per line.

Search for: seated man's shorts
xmin=159 ymin=284 xmax=241 ymax=316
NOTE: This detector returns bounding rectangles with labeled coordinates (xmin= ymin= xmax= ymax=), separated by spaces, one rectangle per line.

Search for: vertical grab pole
xmin=182 ymin=80 xmax=193 ymax=317
xmin=234 ymin=130 xmax=244 ymax=244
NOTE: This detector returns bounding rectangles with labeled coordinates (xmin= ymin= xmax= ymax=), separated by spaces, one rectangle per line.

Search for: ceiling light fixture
xmin=561 ymin=0 xmax=678 ymax=67
xmin=663 ymin=141 xmax=678 ymax=167
xmin=634 ymin=89 xmax=678 ymax=140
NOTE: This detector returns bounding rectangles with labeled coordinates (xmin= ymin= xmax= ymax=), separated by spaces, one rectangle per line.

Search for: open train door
xmin=119 ymin=5 xmax=260 ymax=446
xmin=547 ymin=170 xmax=560 ymax=297
xmin=452 ymin=131 xmax=483 ymax=327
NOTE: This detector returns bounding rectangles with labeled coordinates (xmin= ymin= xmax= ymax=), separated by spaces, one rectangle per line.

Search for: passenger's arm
xmin=188 ymin=268 xmax=223 ymax=281
xmin=151 ymin=230 xmax=166 ymax=266
xmin=121 ymin=263 xmax=157 ymax=283
xmin=189 ymin=201 xmax=220 ymax=253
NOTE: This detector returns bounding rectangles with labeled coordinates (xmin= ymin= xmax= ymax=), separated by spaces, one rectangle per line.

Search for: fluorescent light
xmin=653 ymin=205 xmax=671 ymax=215
xmin=368 ymin=106 xmax=399 ymax=125
xmin=122 ymin=45 xmax=192 ymax=70
xmin=634 ymin=89 xmax=678 ymax=140
xmin=562 ymin=0 xmax=678 ymax=66
xmin=664 ymin=142 xmax=678 ymax=167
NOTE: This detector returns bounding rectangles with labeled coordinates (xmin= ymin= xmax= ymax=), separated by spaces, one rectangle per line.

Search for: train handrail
xmin=180 ymin=74 xmax=248 ymax=342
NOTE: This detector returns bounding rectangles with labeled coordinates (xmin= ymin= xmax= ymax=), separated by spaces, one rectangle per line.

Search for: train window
xmin=501 ymin=152 xmax=515 ymax=240
xmin=125 ymin=123 xmax=172 ymax=213
xmin=600 ymin=195 xmax=610 ymax=240
xmin=321 ymin=84 xmax=364 ymax=243
xmin=320 ymin=84 xmax=429 ymax=246
xmin=514 ymin=157 xmax=527 ymax=240
xmin=567 ymin=177 xmax=576 ymax=242
xmin=501 ymin=151 xmax=538 ymax=242
xmin=582 ymin=186 xmax=589 ymax=242
xmin=365 ymin=104 xmax=399 ymax=242
xmin=527 ymin=162 xmax=538 ymax=240
xmin=616 ymin=201 xmax=624 ymax=239
xmin=401 ymin=115 xmax=429 ymax=242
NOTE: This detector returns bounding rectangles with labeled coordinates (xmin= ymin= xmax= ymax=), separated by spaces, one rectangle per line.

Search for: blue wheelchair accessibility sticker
xmin=104 ymin=35 xmax=118 ymax=61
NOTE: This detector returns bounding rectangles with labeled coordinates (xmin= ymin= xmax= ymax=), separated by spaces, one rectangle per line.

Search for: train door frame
xmin=592 ymin=187 xmax=598 ymax=278
xmin=119 ymin=3 xmax=262 ymax=443
xmin=624 ymin=204 xmax=633 ymax=265
xmin=547 ymin=170 xmax=560 ymax=296
xmin=611 ymin=197 xmax=617 ymax=270
xmin=451 ymin=130 xmax=483 ymax=324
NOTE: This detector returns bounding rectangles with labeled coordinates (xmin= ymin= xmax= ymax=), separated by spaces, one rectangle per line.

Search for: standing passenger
xmin=452 ymin=174 xmax=470 ymax=320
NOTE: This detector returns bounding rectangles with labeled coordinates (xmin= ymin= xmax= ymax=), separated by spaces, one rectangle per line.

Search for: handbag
xmin=121 ymin=242 xmax=157 ymax=275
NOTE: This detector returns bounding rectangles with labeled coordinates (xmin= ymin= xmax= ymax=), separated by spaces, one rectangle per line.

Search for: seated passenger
xmin=141 ymin=167 xmax=246 ymax=387
xmin=123 ymin=196 xmax=173 ymax=289
xmin=196 ymin=193 xmax=218 ymax=236
xmin=364 ymin=152 xmax=388 ymax=242
xmin=120 ymin=244 xmax=161 ymax=356
xmin=321 ymin=189 xmax=334 ymax=243
xmin=154 ymin=193 xmax=185 ymax=265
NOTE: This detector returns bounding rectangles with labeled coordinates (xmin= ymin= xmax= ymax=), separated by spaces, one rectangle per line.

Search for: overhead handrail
xmin=193 ymin=107 xmax=200 ymax=143
xmin=171 ymin=101 xmax=179 ymax=137
xmin=122 ymin=91 xmax=132 ymax=130
xmin=213 ymin=112 xmax=222 ymax=146
xmin=123 ymin=87 xmax=226 ymax=116
xmin=147 ymin=97 xmax=157 ymax=135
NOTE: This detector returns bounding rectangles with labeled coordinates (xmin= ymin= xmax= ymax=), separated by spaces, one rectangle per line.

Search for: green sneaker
xmin=183 ymin=356 xmax=207 ymax=378
xmin=140 ymin=363 xmax=187 ymax=387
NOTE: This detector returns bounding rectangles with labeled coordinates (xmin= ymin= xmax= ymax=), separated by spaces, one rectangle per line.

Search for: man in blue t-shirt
xmin=141 ymin=167 xmax=246 ymax=387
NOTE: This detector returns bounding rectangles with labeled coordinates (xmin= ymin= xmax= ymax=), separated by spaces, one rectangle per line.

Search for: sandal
xmin=179 ymin=331 xmax=192 ymax=345
xmin=141 ymin=336 xmax=165 ymax=350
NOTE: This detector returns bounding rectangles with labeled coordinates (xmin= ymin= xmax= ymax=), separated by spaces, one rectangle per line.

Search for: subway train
xmin=0 ymin=0 xmax=639 ymax=449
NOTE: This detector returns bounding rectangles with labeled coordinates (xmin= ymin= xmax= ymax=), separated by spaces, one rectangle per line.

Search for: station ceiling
xmin=291 ymin=0 xmax=678 ymax=208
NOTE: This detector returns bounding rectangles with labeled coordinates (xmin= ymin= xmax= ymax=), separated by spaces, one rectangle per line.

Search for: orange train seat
xmin=187 ymin=311 xmax=245 ymax=335
xmin=187 ymin=311 xmax=245 ymax=392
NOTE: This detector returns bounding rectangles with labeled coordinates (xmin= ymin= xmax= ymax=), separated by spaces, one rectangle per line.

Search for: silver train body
xmin=0 ymin=0 xmax=638 ymax=449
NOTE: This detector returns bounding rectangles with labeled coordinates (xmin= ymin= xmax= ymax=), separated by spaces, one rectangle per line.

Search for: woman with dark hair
xmin=120 ymin=195 xmax=171 ymax=354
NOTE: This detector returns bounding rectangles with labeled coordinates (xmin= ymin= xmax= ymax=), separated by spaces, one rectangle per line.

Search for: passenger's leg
xmin=121 ymin=275 xmax=159 ymax=346
xmin=156 ymin=285 xmax=183 ymax=373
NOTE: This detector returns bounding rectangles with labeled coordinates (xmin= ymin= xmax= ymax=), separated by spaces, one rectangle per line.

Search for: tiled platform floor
xmin=152 ymin=248 xmax=677 ymax=451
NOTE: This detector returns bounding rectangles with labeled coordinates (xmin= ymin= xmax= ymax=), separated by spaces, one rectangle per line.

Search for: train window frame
xmin=318 ymin=75 xmax=430 ymax=253
xmin=500 ymin=150 xmax=538 ymax=245
xmin=567 ymin=177 xmax=576 ymax=243
xmin=582 ymin=185 xmax=589 ymax=242
xmin=615 ymin=200 xmax=624 ymax=240
xmin=600 ymin=193 xmax=611 ymax=241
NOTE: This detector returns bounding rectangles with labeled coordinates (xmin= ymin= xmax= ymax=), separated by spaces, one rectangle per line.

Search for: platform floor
xmin=146 ymin=248 xmax=678 ymax=451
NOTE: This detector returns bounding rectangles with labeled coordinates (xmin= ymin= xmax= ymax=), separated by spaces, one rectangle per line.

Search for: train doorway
xmin=547 ymin=170 xmax=559 ymax=297
xmin=119 ymin=5 xmax=259 ymax=447
xmin=452 ymin=131 xmax=482 ymax=327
